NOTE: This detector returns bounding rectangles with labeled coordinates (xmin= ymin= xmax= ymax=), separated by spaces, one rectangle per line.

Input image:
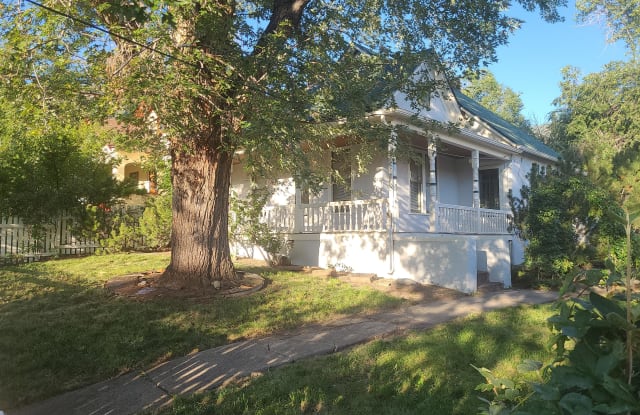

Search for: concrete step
xmin=477 ymin=271 xmax=490 ymax=286
xmin=477 ymin=282 xmax=504 ymax=293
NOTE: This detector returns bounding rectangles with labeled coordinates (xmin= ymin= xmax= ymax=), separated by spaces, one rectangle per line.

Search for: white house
xmin=230 ymin=71 xmax=557 ymax=294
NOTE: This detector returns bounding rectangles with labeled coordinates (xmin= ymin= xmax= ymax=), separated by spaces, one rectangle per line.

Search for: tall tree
xmin=0 ymin=0 xmax=565 ymax=291
xmin=550 ymin=61 xmax=640 ymax=205
xmin=576 ymin=0 xmax=640 ymax=60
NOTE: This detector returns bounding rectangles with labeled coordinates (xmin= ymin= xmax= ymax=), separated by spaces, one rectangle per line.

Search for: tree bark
xmin=159 ymin=134 xmax=237 ymax=290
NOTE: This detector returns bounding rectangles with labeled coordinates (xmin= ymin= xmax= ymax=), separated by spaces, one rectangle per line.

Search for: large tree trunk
xmin=159 ymin=134 xmax=237 ymax=291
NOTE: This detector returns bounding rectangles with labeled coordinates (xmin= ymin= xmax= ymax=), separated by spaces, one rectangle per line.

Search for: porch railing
xmin=301 ymin=199 xmax=389 ymax=232
xmin=260 ymin=205 xmax=296 ymax=233
xmin=437 ymin=203 xmax=512 ymax=234
xmin=260 ymin=199 xmax=389 ymax=233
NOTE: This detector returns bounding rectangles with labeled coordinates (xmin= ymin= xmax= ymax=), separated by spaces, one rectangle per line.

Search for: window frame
xmin=479 ymin=168 xmax=500 ymax=210
xmin=331 ymin=148 xmax=352 ymax=202
xmin=409 ymin=152 xmax=428 ymax=214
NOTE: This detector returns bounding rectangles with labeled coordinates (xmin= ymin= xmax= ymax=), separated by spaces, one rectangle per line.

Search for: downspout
xmin=388 ymin=123 xmax=397 ymax=275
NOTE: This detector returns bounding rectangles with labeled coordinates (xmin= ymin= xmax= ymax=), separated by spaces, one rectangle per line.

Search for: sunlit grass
xmin=163 ymin=305 xmax=555 ymax=415
xmin=0 ymin=253 xmax=402 ymax=409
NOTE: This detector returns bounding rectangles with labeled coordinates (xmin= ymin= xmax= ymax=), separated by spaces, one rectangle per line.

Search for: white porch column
xmin=428 ymin=141 xmax=437 ymax=231
xmin=389 ymin=129 xmax=398 ymax=232
xmin=388 ymin=127 xmax=398 ymax=275
xmin=471 ymin=150 xmax=480 ymax=209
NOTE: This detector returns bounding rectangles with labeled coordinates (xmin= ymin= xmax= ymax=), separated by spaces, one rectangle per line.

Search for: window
xmin=479 ymin=169 xmax=500 ymax=210
xmin=331 ymin=149 xmax=351 ymax=202
xmin=300 ymin=187 xmax=310 ymax=204
xmin=410 ymin=155 xmax=426 ymax=213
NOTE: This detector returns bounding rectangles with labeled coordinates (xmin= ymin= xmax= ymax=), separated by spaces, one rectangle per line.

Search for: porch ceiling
xmin=437 ymin=143 xmax=507 ymax=168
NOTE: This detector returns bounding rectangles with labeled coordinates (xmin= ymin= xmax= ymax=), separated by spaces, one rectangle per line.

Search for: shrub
xmin=510 ymin=165 xmax=622 ymax=282
xmin=229 ymin=186 xmax=286 ymax=266
xmin=139 ymin=193 xmax=172 ymax=249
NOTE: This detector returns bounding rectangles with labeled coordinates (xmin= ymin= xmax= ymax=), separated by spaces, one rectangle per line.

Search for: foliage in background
xmin=576 ymin=0 xmax=640 ymax=61
xmin=0 ymin=1 xmax=133 ymax=227
xmin=509 ymin=164 xmax=620 ymax=281
xmin=461 ymin=69 xmax=532 ymax=132
xmin=0 ymin=104 xmax=134 ymax=226
xmin=83 ymin=161 xmax=172 ymax=253
xmin=549 ymin=60 xmax=640 ymax=206
xmin=138 ymin=193 xmax=172 ymax=250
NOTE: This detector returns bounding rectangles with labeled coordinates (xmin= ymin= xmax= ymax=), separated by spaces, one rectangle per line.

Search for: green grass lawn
xmin=163 ymin=304 xmax=555 ymax=415
xmin=0 ymin=253 xmax=403 ymax=409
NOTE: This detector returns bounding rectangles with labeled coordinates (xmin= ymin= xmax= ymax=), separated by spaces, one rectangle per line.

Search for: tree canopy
xmin=550 ymin=60 xmax=640 ymax=205
xmin=576 ymin=0 xmax=640 ymax=60
xmin=0 ymin=0 xmax=566 ymax=289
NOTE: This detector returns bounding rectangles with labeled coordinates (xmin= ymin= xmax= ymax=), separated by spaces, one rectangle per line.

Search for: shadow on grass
xmin=1 ymin=261 xmax=402 ymax=410
xmin=164 ymin=305 xmax=553 ymax=415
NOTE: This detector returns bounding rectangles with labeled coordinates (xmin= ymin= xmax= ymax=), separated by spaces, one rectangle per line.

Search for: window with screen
xmin=331 ymin=149 xmax=351 ymax=202
xmin=410 ymin=156 xmax=425 ymax=213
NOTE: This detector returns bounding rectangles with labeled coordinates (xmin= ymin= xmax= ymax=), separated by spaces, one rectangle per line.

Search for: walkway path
xmin=9 ymin=289 xmax=557 ymax=415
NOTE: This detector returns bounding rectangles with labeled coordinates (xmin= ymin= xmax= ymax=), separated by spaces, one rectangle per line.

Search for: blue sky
xmin=486 ymin=2 xmax=628 ymax=124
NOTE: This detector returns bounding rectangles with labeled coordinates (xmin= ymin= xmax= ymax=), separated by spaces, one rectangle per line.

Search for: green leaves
xmin=462 ymin=70 xmax=531 ymax=131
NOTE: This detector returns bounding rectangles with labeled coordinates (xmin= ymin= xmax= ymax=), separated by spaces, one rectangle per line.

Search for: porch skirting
xmin=232 ymin=232 xmax=512 ymax=294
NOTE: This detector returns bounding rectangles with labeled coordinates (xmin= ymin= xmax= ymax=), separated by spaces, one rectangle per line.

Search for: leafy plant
xmin=138 ymin=192 xmax=172 ymax=250
xmin=98 ymin=206 xmax=145 ymax=253
xmin=229 ymin=187 xmax=286 ymax=266
xmin=473 ymin=361 xmax=543 ymax=415
xmin=510 ymin=165 xmax=620 ymax=282
xmin=476 ymin=203 xmax=640 ymax=414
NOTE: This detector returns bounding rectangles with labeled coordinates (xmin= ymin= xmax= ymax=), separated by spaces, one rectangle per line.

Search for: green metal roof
xmin=452 ymin=89 xmax=558 ymax=160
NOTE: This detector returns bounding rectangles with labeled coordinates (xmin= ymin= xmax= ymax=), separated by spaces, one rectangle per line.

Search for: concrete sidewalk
xmin=8 ymin=289 xmax=557 ymax=415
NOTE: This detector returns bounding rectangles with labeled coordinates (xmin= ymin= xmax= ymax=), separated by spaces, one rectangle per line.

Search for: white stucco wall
xmin=437 ymin=156 xmax=473 ymax=206
xmin=505 ymin=156 xmax=534 ymax=265
xmin=477 ymin=236 xmax=512 ymax=287
xmin=298 ymin=233 xmax=389 ymax=272
xmin=392 ymin=234 xmax=478 ymax=293
xmin=350 ymin=150 xmax=389 ymax=200
xmin=230 ymin=162 xmax=252 ymax=199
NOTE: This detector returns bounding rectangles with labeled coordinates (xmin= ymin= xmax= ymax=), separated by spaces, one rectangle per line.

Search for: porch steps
xmin=477 ymin=282 xmax=504 ymax=293
xmin=477 ymin=271 xmax=503 ymax=293
xmin=477 ymin=271 xmax=490 ymax=286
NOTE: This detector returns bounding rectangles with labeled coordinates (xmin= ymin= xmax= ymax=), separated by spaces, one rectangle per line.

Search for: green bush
xmin=229 ymin=187 xmax=286 ymax=266
xmin=510 ymin=165 xmax=622 ymax=282
xmin=98 ymin=206 xmax=145 ymax=253
xmin=139 ymin=193 xmax=172 ymax=249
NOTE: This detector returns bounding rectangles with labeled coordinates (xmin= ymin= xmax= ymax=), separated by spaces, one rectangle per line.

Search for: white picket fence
xmin=0 ymin=216 xmax=98 ymax=263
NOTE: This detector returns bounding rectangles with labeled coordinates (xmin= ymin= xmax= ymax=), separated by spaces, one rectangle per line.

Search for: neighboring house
xmin=107 ymin=146 xmax=156 ymax=193
xmin=230 ymin=68 xmax=557 ymax=293
xmin=102 ymin=116 xmax=159 ymax=200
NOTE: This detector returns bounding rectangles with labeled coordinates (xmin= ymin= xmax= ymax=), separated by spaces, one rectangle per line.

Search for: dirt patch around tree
xmin=104 ymin=270 xmax=265 ymax=301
